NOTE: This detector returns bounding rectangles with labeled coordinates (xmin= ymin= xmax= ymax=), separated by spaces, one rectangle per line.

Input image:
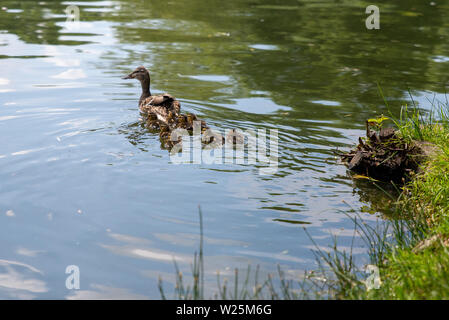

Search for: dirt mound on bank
xmin=341 ymin=123 xmax=429 ymax=183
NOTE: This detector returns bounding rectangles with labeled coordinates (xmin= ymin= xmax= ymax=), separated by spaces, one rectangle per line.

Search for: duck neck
xmin=139 ymin=77 xmax=151 ymax=104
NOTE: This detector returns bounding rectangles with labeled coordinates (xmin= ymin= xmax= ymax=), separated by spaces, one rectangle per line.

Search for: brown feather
xmin=140 ymin=94 xmax=181 ymax=124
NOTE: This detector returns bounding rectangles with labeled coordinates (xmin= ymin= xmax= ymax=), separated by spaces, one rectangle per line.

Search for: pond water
xmin=0 ymin=0 xmax=448 ymax=299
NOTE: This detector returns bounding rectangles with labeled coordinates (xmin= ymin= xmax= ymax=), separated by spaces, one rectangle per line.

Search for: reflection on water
xmin=0 ymin=260 xmax=47 ymax=299
xmin=0 ymin=0 xmax=447 ymax=298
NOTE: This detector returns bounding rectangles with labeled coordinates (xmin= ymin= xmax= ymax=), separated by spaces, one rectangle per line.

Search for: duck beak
xmin=122 ymin=72 xmax=134 ymax=80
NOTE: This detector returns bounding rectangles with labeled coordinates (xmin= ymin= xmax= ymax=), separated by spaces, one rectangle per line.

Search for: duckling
xmin=225 ymin=128 xmax=244 ymax=145
xmin=200 ymin=120 xmax=209 ymax=132
xmin=166 ymin=111 xmax=178 ymax=127
xmin=146 ymin=112 xmax=160 ymax=131
xmin=176 ymin=114 xmax=187 ymax=128
xmin=159 ymin=124 xmax=171 ymax=141
xmin=123 ymin=66 xmax=181 ymax=124
xmin=185 ymin=113 xmax=198 ymax=131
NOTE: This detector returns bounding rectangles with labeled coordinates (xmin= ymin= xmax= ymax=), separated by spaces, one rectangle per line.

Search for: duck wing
xmin=148 ymin=94 xmax=174 ymax=105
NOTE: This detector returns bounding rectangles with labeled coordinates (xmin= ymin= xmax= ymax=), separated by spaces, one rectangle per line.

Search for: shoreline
xmin=334 ymin=105 xmax=449 ymax=299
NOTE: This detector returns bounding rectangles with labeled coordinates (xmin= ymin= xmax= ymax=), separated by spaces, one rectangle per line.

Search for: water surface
xmin=0 ymin=0 xmax=448 ymax=298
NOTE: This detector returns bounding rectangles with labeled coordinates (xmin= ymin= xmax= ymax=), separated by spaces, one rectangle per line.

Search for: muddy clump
xmin=341 ymin=121 xmax=429 ymax=183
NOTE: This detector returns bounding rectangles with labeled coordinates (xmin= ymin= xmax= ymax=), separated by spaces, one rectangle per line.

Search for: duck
xmin=123 ymin=66 xmax=181 ymax=125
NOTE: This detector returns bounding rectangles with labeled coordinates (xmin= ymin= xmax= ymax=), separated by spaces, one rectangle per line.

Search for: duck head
xmin=123 ymin=66 xmax=151 ymax=102
xmin=122 ymin=66 xmax=150 ymax=81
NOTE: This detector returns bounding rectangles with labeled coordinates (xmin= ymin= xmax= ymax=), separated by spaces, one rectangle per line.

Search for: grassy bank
xmin=356 ymin=103 xmax=449 ymax=299
xmin=330 ymin=101 xmax=449 ymax=299
xmin=158 ymin=102 xmax=449 ymax=300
